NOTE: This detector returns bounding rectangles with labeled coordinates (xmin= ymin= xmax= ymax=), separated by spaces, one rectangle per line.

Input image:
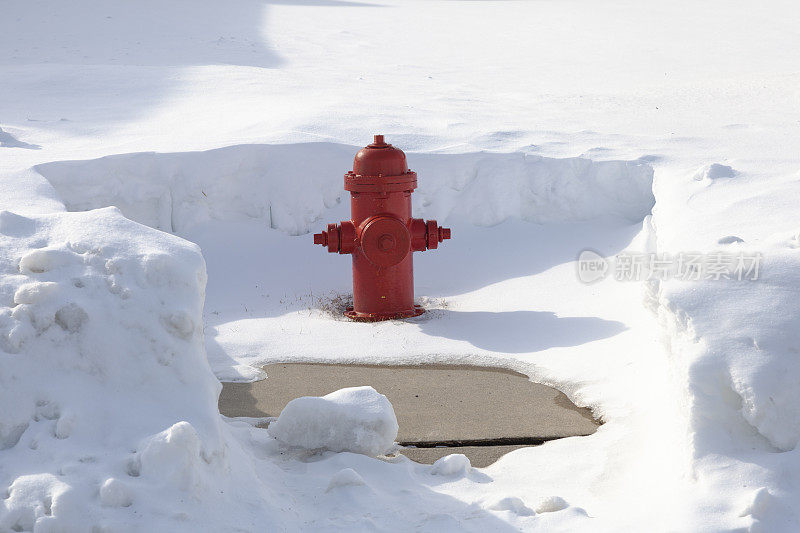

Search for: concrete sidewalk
xmin=219 ymin=363 xmax=600 ymax=467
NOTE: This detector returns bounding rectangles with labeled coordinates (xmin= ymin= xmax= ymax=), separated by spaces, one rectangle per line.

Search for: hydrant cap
xmin=352 ymin=134 xmax=409 ymax=177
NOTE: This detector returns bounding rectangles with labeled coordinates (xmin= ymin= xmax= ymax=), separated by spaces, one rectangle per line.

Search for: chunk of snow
xmin=13 ymin=282 xmax=59 ymax=305
xmin=138 ymin=421 xmax=205 ymax=492
xmin=326 ymin=468 xmax=367 ymax=492
xmin=430 ymin=454 xmax=472 ymax=476
xmin=535 ymin=496 xmax=570 ymax=513
xmin=99 ymin=478 xmax=132 ymax=508
xmin=693 ymin=163 xmax=737 ymax=181
xmin=268 ymin=386 xmax=398 ymax=456
xmin=18 ymin=248 xmax=75 ymax=274
xmin=486 ymin=496 xmax=535 ymax=516
xmin=1 ymin=474 xmax=70 ymax=532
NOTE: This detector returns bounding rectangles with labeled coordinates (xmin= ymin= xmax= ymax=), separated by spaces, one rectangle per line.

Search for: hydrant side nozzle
xmin=339 ymin=221 xmax=356 ymax=254
xmin=425 ymin=219 xmax=441 ymax=250
xmin=312 ymin=224 xmax=339 ymax=253
xmin=314 ymin=222 xmax=357 ymax=254
xmin=409 ymin=219 xmax=452 ymax=251
xmin=408 ymin=218 xmax=427 ymax=252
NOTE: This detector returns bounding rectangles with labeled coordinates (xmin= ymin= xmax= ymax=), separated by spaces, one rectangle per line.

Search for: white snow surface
xmin=1 ymin=0 xmax=799 ymax=531
xmin=0 ymin=208 xmax=286 ymax=531
xmin=269 ymin=386 xmax=398 ymax=456
xmin=35 ymin=146 xmax=654 ymax=235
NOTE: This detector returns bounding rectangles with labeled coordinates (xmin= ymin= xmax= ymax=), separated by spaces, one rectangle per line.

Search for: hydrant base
xmin=344 ymin=305 xmax=424 ymax=322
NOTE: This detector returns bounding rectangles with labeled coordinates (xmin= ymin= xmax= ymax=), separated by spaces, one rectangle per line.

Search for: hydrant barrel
xmin=313 ymin=135 xmax=451 ymax=321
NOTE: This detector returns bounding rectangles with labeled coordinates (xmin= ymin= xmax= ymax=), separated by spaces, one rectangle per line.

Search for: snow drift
xmin=0 ymin=207 xmax=287 ymax=531
xmin=649 ymin=243 xmax=800 ymax=453
xmin=645 ymin=165 xmax=800 ymax=530
xmin=646 ymin=242 xmax=800 ymax=530
xmin=34 ymin=143 xmax=655 ymax=238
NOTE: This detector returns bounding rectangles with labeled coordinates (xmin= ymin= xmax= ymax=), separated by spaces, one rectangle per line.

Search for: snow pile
xmin=0 ymin=207 xmax=285 ymax=531
xmin=647 ymin=166 xmax=800 ymax=529
xmin=325 ymin=468 xmax=367 ymax=492
xmin=646 ymin=243 xmax=800 ymax=529
xmin=692 ymin=163 xmax=737 ymax=181
xmin=430 ymin=454 xmax=472 ymax=477
xmin=535 ymin=496 xmax=570 ymax=514
xmin=35 ymin=145 xmax=655 ymax=238
xmin=412 ymin=152 xmax=654 ymax=226
xmin=650 ymin=243 xmax=800 ymax=452
xmin=34 ymin=144 xmax=352 ymax=237
xmin=268 ymin=386 xmax=398 ymax=456
xmin=486 ymin=496 xmax=535 ymax=516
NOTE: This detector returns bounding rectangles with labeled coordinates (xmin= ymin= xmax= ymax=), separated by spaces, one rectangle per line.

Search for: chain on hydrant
xmin=313 ymin=134 xmax=451 ymax=321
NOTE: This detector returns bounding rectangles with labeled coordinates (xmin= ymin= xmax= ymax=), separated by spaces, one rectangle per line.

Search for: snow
xmin=35 ymin=146 xmax=654 ymax=236
xmin=645 ymin=161 xmax=800 ymax=529
xmin=326 ymin=468 xmax=367 ymax=492
xmin=99 ymin=477 xmax=133 ymax=508
xmin=269 ymin=386 xmax=398 ymax=456
xmin=0 ymin=208 xmax=291 ymax=531
xmin=430 ymin=454 xmax=472 ymax=477
xmin=1 ymin=0 xmax=799 ymax=530
xmin=534 ymin=496 xmax=571 ymax=514
xmin=693 ymin=163 xmax=738 ymax=182
xmin=487 ymin=496 xmax=535 ymax=516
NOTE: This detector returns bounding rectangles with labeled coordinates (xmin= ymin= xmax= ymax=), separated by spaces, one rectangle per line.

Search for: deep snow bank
xmin=647 ymin=166 xmax=800 ymax=530
xmin=0 ymin=208 xmax=286 ymax=531
xmin=646 ymin=239 xmax=800 ymax=530
xmin=648 ymin=240 xmax=800 ymax=453
xmin=35 ymin=143 xmax=655 ymax=237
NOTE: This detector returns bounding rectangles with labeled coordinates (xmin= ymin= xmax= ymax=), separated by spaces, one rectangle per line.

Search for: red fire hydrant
xmin=313 ymin=135 xmax=451 ymax=321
